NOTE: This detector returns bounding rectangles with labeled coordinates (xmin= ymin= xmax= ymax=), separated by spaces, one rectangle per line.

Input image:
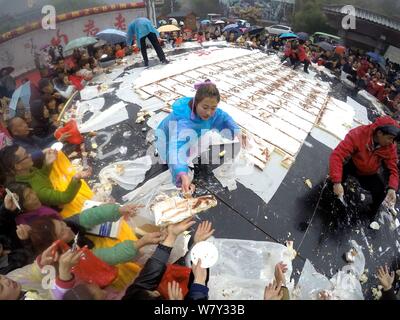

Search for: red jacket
xmin=296 ymin=45 xmax=309 ymax=62
xmin=329 ymin=116 xmax=400 ymax=190
xmin=357 ymin=64 xmax=368 ymax=78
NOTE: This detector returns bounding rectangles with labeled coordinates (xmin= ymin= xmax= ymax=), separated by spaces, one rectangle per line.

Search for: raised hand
xmin=181 ymin=174 xmax=195 ymax=196
xmin=136 ymin=232 xmax=164 ymax=248
xmin=168 ymin=281 xmax=184 ymax=300
xmin=274 ymin=262 xmax=288 ymax=286
xmin=119 ymin=203 xmax=144 ymax=219
xmin=264 ymin=280 xmax=283 ymax=300
xmin=16 ymin=224 xmax=31 ymax=241
xmin=376 ymin=265 xmax=395 ymax=291
xmin=192 ymin=258 xmax=207 ymax=285
xmin=167 ymin=218 xmax=196 ymax=238
xmin=44 ymin=149 xmax=58 ymax=165
xmin=4 ymin=193 xmax=18 ymax=211
xmin=74 ymin=167 xmax=92 ymax=180
xmin=193 ymin=221 xmax=215 ymax=244
xmin=58 ymin=249 xmax=83 ymax=281
xmin=39 ymin=242 xmax=60 ymax=266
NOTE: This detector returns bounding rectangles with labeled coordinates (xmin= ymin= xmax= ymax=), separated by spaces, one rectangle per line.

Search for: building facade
xmin=0 ymin=3 xmax=146 ymax=75
xmin=323 ymin=5 xmax=400 ymax=55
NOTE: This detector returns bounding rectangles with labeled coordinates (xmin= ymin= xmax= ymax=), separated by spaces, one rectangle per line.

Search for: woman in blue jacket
xmin=126 ymin=17 xmax=168 ymax=67
xmin=156 ymin=81 xmax=246 ymax=194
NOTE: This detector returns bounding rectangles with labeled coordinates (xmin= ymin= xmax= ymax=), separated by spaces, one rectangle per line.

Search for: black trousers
xmin=139 ymin=32 xmax=166 ymax=64
xmin=340 ymin=160 xmax=386 ymax=214
xmin=290 ymin=57 xmax=309 ymax=72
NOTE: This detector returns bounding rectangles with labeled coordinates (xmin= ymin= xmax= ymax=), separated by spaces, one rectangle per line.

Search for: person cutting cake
xmin=156 ymin=80 xmax=247 ymax=195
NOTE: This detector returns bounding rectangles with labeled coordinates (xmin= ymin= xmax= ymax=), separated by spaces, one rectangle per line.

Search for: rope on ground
xmin=297 ymin=179 xmax=328 ymax=251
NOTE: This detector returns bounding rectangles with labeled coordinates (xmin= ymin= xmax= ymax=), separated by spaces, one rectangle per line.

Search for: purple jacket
xmin=15 ymin=206 xmax=61 ymax=225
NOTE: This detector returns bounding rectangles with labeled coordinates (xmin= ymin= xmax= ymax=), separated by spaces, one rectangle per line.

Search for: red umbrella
xmin=335 ymin=46 xmax=346 ymax=55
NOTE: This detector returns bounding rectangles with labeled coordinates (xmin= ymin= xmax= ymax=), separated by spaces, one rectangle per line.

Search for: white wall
xmin=0 ymin=8 xmax=146 ymax=76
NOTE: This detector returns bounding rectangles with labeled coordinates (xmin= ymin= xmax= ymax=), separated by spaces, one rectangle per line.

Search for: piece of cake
xmin=151 ymin=194 xmax=217 ymax=226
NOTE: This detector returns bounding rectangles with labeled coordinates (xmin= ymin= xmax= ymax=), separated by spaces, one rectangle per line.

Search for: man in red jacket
xmin=292 ymin=40 xmax=310 ymax=74
xmin=329 ymin=116 xmax=400 ymax=214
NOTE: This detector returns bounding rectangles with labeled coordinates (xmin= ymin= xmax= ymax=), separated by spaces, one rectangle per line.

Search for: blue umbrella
xmin=223 ymin=24 xmax=239 ymax=32
xmin=224 ymin=27 xmax=243 ymax=35
xmin=366 ymin=52 xmax=385 ymax=65
xmin=96 ymin=29 xmax=127 ymax=45
xmin=9 ymin=81 xmax=31 ymax=117
xmin=279 ymin=32 xmax=298 ymax=39
xmin=201 ymin=19 xmax=211 ymax=25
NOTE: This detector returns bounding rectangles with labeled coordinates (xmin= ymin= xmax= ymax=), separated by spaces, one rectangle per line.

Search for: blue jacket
xmin=126 ymin=17 xmax=159 ymax=48
xmin=156 ymin=97 xmax=240 ymax=186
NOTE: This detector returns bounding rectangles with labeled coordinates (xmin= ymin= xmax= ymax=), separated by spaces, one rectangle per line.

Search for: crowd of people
xmin=0 ymin=16 xmax=399 ymax=301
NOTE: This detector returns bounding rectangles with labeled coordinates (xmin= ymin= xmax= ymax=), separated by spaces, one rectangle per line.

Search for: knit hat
xmin=376 ymin=125 xmax=400 ymax=138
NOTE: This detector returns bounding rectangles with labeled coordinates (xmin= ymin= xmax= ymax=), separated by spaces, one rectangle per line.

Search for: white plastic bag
xmin=99 ymin=156 xmax=152 ymax=190
xmin=293 ymin=240 xmax=365 ymax=300
xmin=205 ymin=238 xmax=293 ymax=300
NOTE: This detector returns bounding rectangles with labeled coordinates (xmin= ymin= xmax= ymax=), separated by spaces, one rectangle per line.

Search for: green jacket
xmin=78 ymin=204 xmax=138 ymax=266
xmin=16 ymin=164 xmax=81 ymax=206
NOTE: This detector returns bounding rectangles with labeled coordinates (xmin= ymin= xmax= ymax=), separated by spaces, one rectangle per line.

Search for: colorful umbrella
xmin=94 ymin=39 xmax=107 ymax=48
xmin=201 ymin=19 xmax=211 ymax=25
xmin=157 ymin=24 xmax=181 ymax=33
xmin=297 ymin=32 xmax=309 ymax=41
xmin=222 ymin=24 xmax=239 ymax=32
xmin=96 ymin=29 xmax=127 ymax=45
xmin=335 ymin=45 xmax=346 ymax=55
xmin=64 ymin=37 xmax=98 ymax=53
xmin=315 ymin=41 xmax=334 ymax=52
xmin=9 ymin=81 xmax=31 ymax=117
xmin=168 ymin=18 xmax=178 ymax=26
xmin=366 ymin=52 xmax=386 ymax=65
xmin=279 ymin=32 xmax=298 ymax=39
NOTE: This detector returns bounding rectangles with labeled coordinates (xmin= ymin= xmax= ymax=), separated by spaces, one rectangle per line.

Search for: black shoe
xmin=161 ymin=59 xmax=170 ymax=64
xmin=144 ymin=61 xmax=149 ymax=67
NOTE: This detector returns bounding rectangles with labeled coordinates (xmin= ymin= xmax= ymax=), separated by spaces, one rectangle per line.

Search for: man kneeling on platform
xmin=329 ymin=116 xmax=400 ymax=215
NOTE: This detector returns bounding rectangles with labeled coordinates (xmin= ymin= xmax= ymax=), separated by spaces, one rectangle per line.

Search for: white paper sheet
xmin=80 ymin=85 xmax=115 ymax=100
xmin=75 ymin=98 xmax=105 ymax=124
xmin=78 ymin=101 xmax=128 ymax=133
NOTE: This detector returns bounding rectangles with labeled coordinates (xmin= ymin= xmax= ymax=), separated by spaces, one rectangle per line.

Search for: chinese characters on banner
xmin=114 ymin=13 xmax=127 ymax=30
xmin=83 ymin=19 xmax=100 ymax=36
xmin=51 ymin=30 xmax=69 ymax=46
